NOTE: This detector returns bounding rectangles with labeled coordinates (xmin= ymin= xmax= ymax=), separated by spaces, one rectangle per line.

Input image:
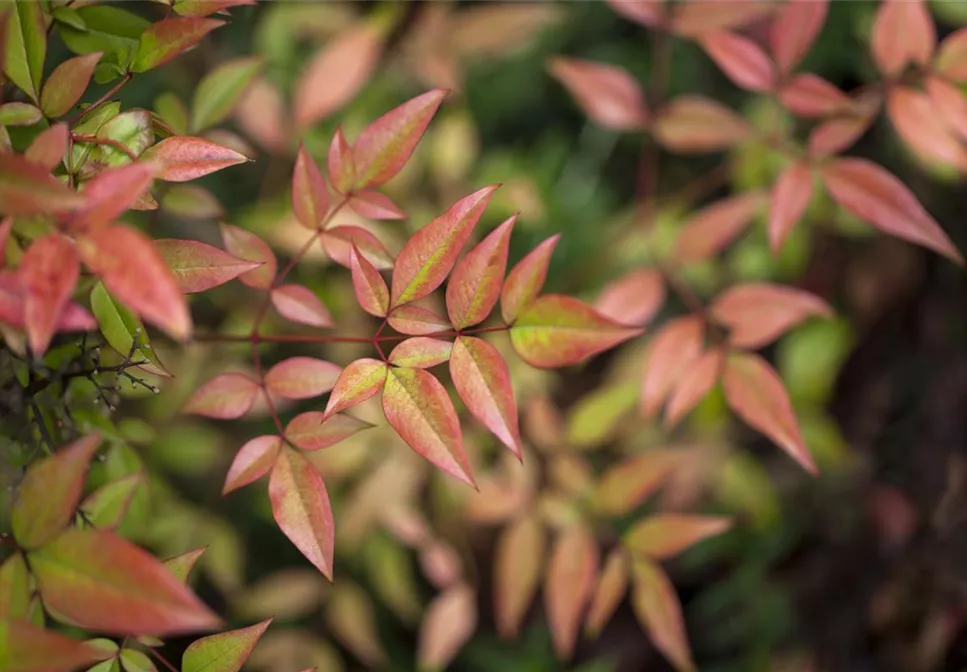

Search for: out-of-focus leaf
xmin=653 ymin=96 xmax=750 ymax=153
xmin=80 ymin=473 xmax=142 ymax=530
xmin=161 ymin=185 xmax=224 ymax=220
xmin=232 ymin=569 xmax=328 ymax=621
xmin=40 ymin=53 xmax=102 ymax=118
xmin=220 ymin=224 xmax=277 ymax=290
xmin=640 ymin=316 xmax=704 ymax=417
xmin=388 ymin=337 xmax=453 ymax=369
xmin=19 ymin=233 xmax=80 ymax=354
xmin=72 ymin=161 xmax=159 ymax=232
xmin=547 ymin=57 xmax=648 ymax=130
xmin=585 ymin=548 xmax=630 ymax=638
xmin=670 ymin=0 xmax=773 ymax=38
xmin=349 ymin=244 xmax=389 ymax=317
xmin=265 ymin=357 xmax=341 ymax=400
xmin=0 ymin=553 xmax=31 ymax=620
xmin=501 ymin=234 xmax=560 ymax=324
xmin=888 ymin=85 xmax=967 ymax=169
xmin=182 ymin=618 xmax=272 ymax=672
xmin=285 ymin=412 xmax=371 ymax=451
xmin=593 ymin=450 xmax=680 ymax=516
xmin=154 ymin=239 xmax=261 ymax=294
xmin=870 ymin=0 xmax=935 ymax=77
xmin=777 ymin=73 xmax=851 ymax=118
xmin=0 ymin=153 xmax=84 ymax=216
xmin=270 ymin=284 xmax=333 ymax=327
xmin=665 ymin=348 xmax=724 ymax=426
xmin=594 ymin=269 xmax=664 ymax=327
xmin=711 ymin=283 xmax=832 ymax=349
xmin=0 ymin=102 xmax=41 ymax=126
xmin=173 ymin=0 xmax=256 ymax=17
xmin=417 ymin=583 xmax=477 ymax=671
xmin=624 ymin=514 xmax=731 ymax=559
xmin=0 ymin=620 xmax=101 ymax=672
xmin=163 ymin=548 xmax=206 ymax=585
xmin=223 ymin=435 xmax=282 ymax=495
xmin=446 ymin=215 xmax=515 ymax=328
xmin=119 ymin=649 xmax=155 ymax=672
xmin=387 ymin=304 xmax=451 ymax=336
xmin=545 ymin=523 xmax=599 ymax=660
xmin=320 ymin=225 xmax=393 ymax=270
xmin=132 ymin=18 xmax=224 ymax=72
xmin=605 ymin=0 xmax=666 ymax=28
xmin=768 ymin=161 xmax=813 ymax=254
xmin=494 ymin=513 xmax=544 ymax=638
xmin=936 ymin=27 xmax=967 ymax=81
xmin=324 ymin=583 xmax=386 ymax=667
xmin=292 ymin=144 xmax=330 ymax=230
xmin=630 ymin=559 xmax=695 ymax=672
xmin=25 ymin=123 xmax=69 ymax=171
xmin=191 ymin=55 xmax=262 ymax=132
xmin=674 ymin=191 xmax=766 ymax=264
xmin=142 ymin=136 xmax=247 ymax=182
xmin=808 ymin=111 xmax=875 ymax=157
xmin=323 ymin=358 xmax=387 ymax=417
xmin=698 ymin=31 xmax=775 ymax=92
xmin=566 ymin=381 xmax=638 ymax=450
xmin=769 ymin=0 xmax=827 ymax=73
xmin=181 ymin=373 xmax=260 ymax=419
xmin=3 ymin=0 xmax=46 ymax=102
xmin=926 ymin=75 xmax=967 ymax=142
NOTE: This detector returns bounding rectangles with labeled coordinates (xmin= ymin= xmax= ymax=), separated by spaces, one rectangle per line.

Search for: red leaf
xmin=19 ymin=233 xmax=79 ymax=354
xmin=501 ymin=233 xmax=560 ymax=324
xmin=328 ymin=127 xmax=355 ymax=194
xmin=388 ymin=337 xmax=453 ymax=368
xmin=293 ymin=23 xmax=382 ymax=130
xmin=142 ymin=136 xmax=247 ymax=182
xmin=593 ymin=450 xmax=681 ymax=516
xmin=72 ymin=161 xmax=159 ymax=232
xmin=777 ymin=73 xmax=851 ymax=118
xmin=807 ymin=113 xmax=875 ymax=157
xmin=79 ymin=224 xmax=192 ymax=341
xmin=450 ymin=336 xmax=522 ymax=458
xmin=220 ymin=223 xmax=277 ymax=290
xmin=323 ymin=358 xmax=387 ymax=417
xmin=387 ymin=304 xmax=451 ymax=335
xmin=585 ymin=548 xmax=630 ymax=638
xmin=40 ymin=52 xmax=102 ymax=119
xmin=594 ymin=269 xmax=665 ymax=327
xmin=269 ymin=447 xmax=335 ymax=580
xmin=264 ymin=357 xmax=341 ymax=400
xmin=630 ymin=559 xmax=695 ymax=672
xmin=320 ymin=225 xmax=394 ymax=270
xmin=887 ymin=86 xmax=967 ymax=170
xmin=510 ymin=294 xmax=641 ymax=368
xmin=383 ymin=366 xmax=475 ymax=486
xmin=605 ymin=0 xmax=666 ymax=29
xmin=154 ymin=239 xmax=261 ymax=293
xmin=0 ymin=153 xmax=84 ymax=216
xmin=349 ymin=244 xmax=389 ymax=317
xmin=347 ymin=190 xmax=406 ymax=220
xmin=11 ymin=434 xmax=100 ymax=549
xmin=0 ymin=620 xmax=102 ymax=672
xmin=545 ymin=523 xmax=598 ymax=660
xmin=711 ymin=282 xmax=832 ymax=349
xmin=285 ymin=411 xmax=371 ymax=451
xmin=769 ymin=0 xmax=827 ymax=74
xmin=25 ymin=123 xmax=69 ymax=171
xmin=675 ymin=190 xmax=766 ymax=263
xmin=0 ymin=271 xmax=94 ymax=335
xmin=223 ymin=435 xmax=282 ymax=495
xmin=391 ymin=185 xmax=498 ymax=306
xmin=417 ymin=583 xmax=477 ymax=671
xmin=352 ymin=89 xmax=447 ymax=189
xmin=640 ymin=315 xmax=704 ymax=418
xmin=926 ymin=75 xmax=967 ymax=142
xmin=698 ymin=31 xmax=775 ymax=92
xmin=182 ymin=373 xmax=260 ymax=419
xmin=768 ymin=161 xmax=813 ymax=254
xmin=133 ymin=18 xmax=224 ymax=73
xmin=493 ymin=514 xmax=544 ymax=638
xmin=870 ymin=0 xmax=935 ymax=77
xmin=547 ymin=57 xmax=648 ymax=131
xmin=270 ymin=284 xmax=333 ymax=328
xmin=935 ymin=27 xmax=967 ymax=81
xmin=664 ymin=348 xmax=724 ymax=426
xmin=670 ymin=0 xmax=774 ymax=38
xmin=722 ymin=352 xmax=816 ymax=474
xmin=624 ymin=514 xmax=731 ymax=559
xmin=29 ymin=528 xmax=222 ymax=635
xmin=654 ymin=95 xmax=750 ymax=153
xmin=446 ymin=215 xmax=516 ymax=328
xmin=820 ymin=158 xmax=963 ymax=264
xmin=292 ymin=144 xmax=330 ymax=230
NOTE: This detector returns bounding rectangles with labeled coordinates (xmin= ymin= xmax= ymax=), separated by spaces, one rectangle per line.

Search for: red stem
xmin=66 ymin=72 xmax=132 ymax=125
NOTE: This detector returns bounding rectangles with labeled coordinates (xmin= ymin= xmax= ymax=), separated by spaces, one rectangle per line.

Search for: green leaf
xmin=182 ymin=619 xmax=272 ymax=672
xmin=132 ymin=18 xmax=223 ymax=73
xmin=0 ymin=553 xmax=31 ymax=620
xmin=163 ymin=547 xmax=207 ymax=585
xmin=191 ymin=55 xmax=263 ymax=132
xmin=40 ymin=53 xmax=103 ymax=119
xmin=119 ymin=649 xmax=156 ymax=672
xmin=90 ymin=281 xmax=171 ymax=377
xmin=154 ymin=92 xmax=190 ymax=136
xmin=51 ymin=6 xmax=87 ymax=32
xmin=0 ymin=102 xmax=41 ymax=126
xmin=3 ymin=0 xmax=46 ymax=102
xmin=79 ymin=473 xmax=143 ymax=530
xmin=59 ymin=6 xmax=149 ymax=70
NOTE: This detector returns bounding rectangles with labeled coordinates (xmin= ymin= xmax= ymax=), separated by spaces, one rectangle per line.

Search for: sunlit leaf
xmin=0 ymin=102 xmax=41 ymax=126
xmin=585 ymin=547 xmax=630 ymax=638
xmin=346 ymin=189 xmax=406 ymax=221
xmin=630 ymin=559 xmax=694 ymax=672
xmin=285 ymin=412 xmax=371 ymax=451
xmin=624 ymin=515 xmax=731 ymax=559
xmin=182 ymin=618 xmax=272 ymax=672
xmin=72 ymin=161 xmax=159 ymax=232
xmin=545 ymin=523 xmax=598 ymax=660
xmin=388 ymin=337 xmax=453 ymax=369
xmin=132 ymin=17 xmax=224 ymax=72
xmin=640 ymin=316 xmax=704 ymax=418
xmin=387 ymin=304 xmax=451 ymax=336
xmin=142 ymin=136 xmax=247 ymax=182
xmin=223 ymin=435 xmax=282 ymax=495
xmin=0 ymin=553 xmax=30 ymax=620
xmin=323 ymin=358 xmax=387 ymax=417
xmin=163 ymin=548 xmax=207 ymax=585
xmin=500 ymin=234 xmax=560 ymax=324
xmin=19 ymin=233 xmax=80 ymax=354
xmin=494 ymin=514 xmax=544 ymax=638
xmin=664 ymin=348 xmax=724 ymax=426
xmin=328 ymin=127 xmax=355 ymax=194
xmin=417 ymin=583 xmax=477 ymax=671
xmin=270 ymin=285 xmax=333 ymax=327
xmin=221 ymin=224 xmax=277 ymax=290
xmin=653 ymin=95 xmax=750 ymax=153
xmin=710 ymin=283 xmax=832 ymax=349
xmin=547 ymin=57 xmax=648 ymax=130
xmin=349 ymin=244 xmax=389 ymax=317
xmin=320 ymin=225 xmax=394 ymax=270
xmin=80 ymin=473 xmax=142 ymax=530
xmin=446 ymin=215 xmax=515 ymax=329
xmin=154 ymin=239 xmax=261 ymax=293
xmin=265 ymin=357 xmax=341 ymax=400
xmin=182 ymin=373 xmax=260 ymax=419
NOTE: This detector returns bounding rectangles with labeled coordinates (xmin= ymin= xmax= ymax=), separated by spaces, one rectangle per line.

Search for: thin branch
xmin=67 ymin=72 xmax=133 ymax=125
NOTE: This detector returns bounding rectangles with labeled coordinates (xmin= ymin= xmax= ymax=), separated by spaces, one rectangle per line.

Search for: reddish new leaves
xmin=710 ymin=283 xmax=833 ymax=349
xmin=699 ymin=31 xmax=775 ymax=92
xmin=548 ymin=57 xmax=649 ymax=131
xmin=292 ymin=144 xmax=330 ymax=230
xmin=545 ymin=523 xmax=598 ymax=660
xmin=19 ymin=233 xmax=79 ymax=354
xmin=223 ymin=435 xmax=282 ymax=495
xmin=501 ymin=234 xmax=559 ymax=324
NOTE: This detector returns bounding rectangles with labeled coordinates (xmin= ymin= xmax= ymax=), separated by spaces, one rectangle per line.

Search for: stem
xmin=146 ymin=647 xmax=180 ymax=672
xmin=67 ymin=73 xmax=132 ymax=125
xmin=195 ymin=324 xmax=511 ymax=347
xmin=71 ymin=134 xmax=138 ymax=162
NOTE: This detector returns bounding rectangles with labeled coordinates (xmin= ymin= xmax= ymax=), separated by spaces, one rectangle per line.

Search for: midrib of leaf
xmin=388 ymin=370 xmax=447 ymax=450
xmin=185 ymin=637 xmax=247 ymax=672
xmin=397 ymin=236 xmax=454 ymax=305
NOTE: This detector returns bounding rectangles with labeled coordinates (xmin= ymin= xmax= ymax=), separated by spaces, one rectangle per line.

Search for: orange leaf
xmin=19 ymin=233 xmax=80 ymax=354
xmin=446 ymin=215 xmax=515 ymax=329
xmin=387 ymin=304 xmax=451 ymax=336
xmin=630 ymin=559 xmax=695 ymax=672
xmin=349 ymin=244 xmax=389 ymax=317
xmin=323 ymin=358 xmax=387 ymax=417
xmin=711 ymin=282 xmax=832 ymax=349
xmin=722 ymin=352 xmax=816 ymax=474
xmin=72 ymin=161 xmax=160 ymax=232
xmin=142 ymin=136 xmax=248 ymax=182
xmin=417 ymin=583 xmax=477 ymax=670
xmin=545 ymin=523 xmax=599 ymax=660
xmin=640 ymin=315 xmax=704 ymax=417
xmin=270 ymin=284 xmax=333 ymax=328
xmin=493 ymin=513 xmax=544 ymax=638
xmin=776 ymin=73 xmax=851 ymax=118
xmin=593 ymin=450 xmax=681 ymax=516
xmin=223 ymin=435 xmax=282 ymax=495
xmin=674 ymin=190 xmax=766 ymax=263
xmin=500 ymin=233 xmax=560 ymax=324
xmin=585 ymin=547 xmax=630 ymax=638
xmin=264 ymin=357 xmax=341 ymax=400
xmin=25 ymin=123 xmax=69 ymax=171
xmin=182 ymin=373 xmax=260 ymax=419
xmin=388 ymin=337 xmax=453 ymax=369
xmin=807 ymin=113 xmax=875 ymax=157
xmin=654 ymin=95 xmax=750 ymax=153
xmin=327 ymin=127 xmax=355 ymax=194
xmin=220 ymin=223 xmax=277 ymax=290
xmin=624 ymin=514 xmax=731 ymax=559
xmin=768 ymin=161 xmax=813 ymax=254
xmin=292 ymin=144 xmax=330 ymax=229
xmin=926 ymin=75 xmax=967 ymax=142
xmin=594 ymin=269 xmax=665 ymax=327
xmin=887 ymin=86 xmax=967 ymax=170
xmin=320 ymin=225 xmax=394 ymax=270
xmin=40 ymin=52 xmax=102 ymax=118
xmin=769 ymin=0 xmax=827 ymax=74
xmin=664 ymin=348 xmax=724 ymax=426
xmin=285 ymin=411 xmax=372 ymax=451
xmin=870 ymin=0 xmax=935 ymax=77
xmin=547 ymin=57 xmax=648 ymax=131
xmin=699 ymin=31 xmax=775 ymax=92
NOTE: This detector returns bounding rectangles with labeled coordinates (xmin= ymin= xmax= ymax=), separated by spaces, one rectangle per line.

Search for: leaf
xmin=154 ymin=239 xmax=261 ymax=293
xmin=29 ymin=528 xmax=222 ymax=635
xmin=670 ymin=0 xmax=774 ymax=38
xmin=220 ymin=223 xmax=277 ymax=290
xmin=450 ymin=336 xmax=522 ymax=458
xmin=0 ymin=620 xmax=102 ymax=672
xmin=182 ymin=618 xmax=272 ymax=672
xmin=870 ymin=0 xmax=935 ymax=77
xmin=142 ymin=136 xmax=247 ymax=182
xmin=285 ymin=412 xmax=371 ymax=451
xmin=72 ymin=161 xmax=160 ymax=232
xmin=446 ymin=215 xmax=515 ymax=329
xmin=323 ymin=358 xmax=387 ymax=417
xmin=80 ymin=473 xmax=142 ymax=530
xmin=191 ymin=55 xmax=262 ymax=132
xmin=40 ymin=52 xmax=102 ymax=118
xmin=353 ymin=89 xmax=447 ymax=189
xmin=132 ymin=17 xmax=224 ymax=72
xmin=173 ymin=0 xmax=256 ymax=17
xmin=768 ymin=161 xmax=813 ymax=254
xmin=0 ymin=153 xmax=84 ymax=216
xmin=58 ymin=6 xmax=147 ymax=69
xmin=388 ymin=337 xmax=453 ymax=369
xmin=819 ymin=158 xmax=962 ymax=264
xmin=594 ymin=269 xmax=665 ymax=327
xmin=0 ymin=553 xmax=30 ymax=620
xmin=293 ymin=23 xmax=382 ymax=130
xmin=547 ymin=57 xmax=648 ymax=130
xmin=888 ymin=86 xmax=967 ymax=170
xmin=769 ymin=0 xmax=827 ymax=74
xmin=11 ymin=434 xmax=101 ymax=549
xmin=270 ymin=447 xmax=335 ymax=580
xmin=585 ymin=548 xmax=630 ymax=638
xmin=605 ymin=0 xmax=666 ymax=28
xmin=383 ymin=366 xmax=475 ymax=486
xmin=324 ymin=582 xmax=387 ymax=667
xmin=624 ymin=515 xmax=731 ymax=560
xmin=270 ymin=285 xmax=333 ymax=327
xmin=698 ymin=31 xmax=775 ymax=92
xmin=493 ymin=514 xmax=544 ymax=639
xmin=391 ymin=185 xmax=498 ymax=306
xmin=545 ymin=524 xmax=599 ymax=660
xmin=291 ymin=144 xmax=330 ymax=230
xmin=163 ymin=548 xmax=207 ymax=585
xmin=807 ymin=112 xmax=874 ymax=157
xmin=264 ymin=357 xmax=341 ymax=400
xmin=25 ymin=123 xmax=69 ymax=171
xmin=327 ymin=127 xmax=355 ymax=194
xmin=710 ymin=283 xmax=833 ymax=349
xmin=78 ymin=224 xmax=192 ymax=341
xmin=776 ymin=73 xmax=852 ymax=118
xmin=510 ymin=294 xmax=642 ymax=369
xmin=926 ymin=75 xmax=967 ymax=142
xmin=19 ymin=233 xmax=80 ymax=354
xmin=593 ymin=450 xmax=681 ymax=516
xmin=347 ymin=190 xmax=406 ymax=220
xmin=630 ymin=559 xmax=695 ymax=672
xmin=182 ymin=373 xmax=261 ymax=419
xmin=161 ymin=184 xmax=225 ymax=219
xmin=3 ymin=0 xmax=46 ymax=102
xmin=349 ymin=244 xmax=389 ymax=317
xmin=653 ymin=96 xmax=750 ymax=153
xmin=664 ymin=348 xmax=724 ymax=426
xmin=320 ymin=225 xmax=393 ymax=270
xmin=387 ymin=305 xmax=451 ymax=336
xmin=500 ymin=234 xmax=560 ymax=324
xmin=417 ymin=583 xmax=477 ymax=671
xmin=223 ymin=435 xmax=282 ymax=495
xmin=722 ymin=352 xmax=816 ymax=474
xmin=89 ymin=281 xmax=169 ymax=377
xmin=0 ymin=102 xmax=41 ymax=126
xmin=935 ymin=27 xmax=967 ymax=81
xmin=640 ymin=315 xmax=704 ymax=418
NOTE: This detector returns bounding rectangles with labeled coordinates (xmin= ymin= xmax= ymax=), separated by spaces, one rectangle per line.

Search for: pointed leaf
xmin=0 ymin=102 xmax=41 ymax=126
xmin=447 ymin=215 xmax=515 ymax=329
xmin=29 ymin=528 xmax=222 ymax=635
xmin=142 ymin=136 xmax=247 ymax=182
xmin=711 ymin=283 xmax=832 ymax=349
xmin=25 ymin=123 xmax=69 ymax=171
xmin=269 ymin=447 xmax=335 ymax=579
xmin=0 ymin=620 xmax=101 ymax=672
xmin=72 ymin=161 xmax=160 ymax=232
xmin=510 ymin=294 xmax=641 ymax=369
xmin=624 ymin=515 xmax=731 ymax=559
xmin=191 ymin=55 xmax=262 ymax=133
xmin=674 ymin=190 xmax=766 ymax=263
xmin=320 ymin=225 xmax=393 ymax=270
xmin=808 ymin=112 xmax=874 ymax=157
xmin=768 ymin=161 xmax=813 ymax=254
xmin=20 ymin=233 xmax=80 ymax=354
xmin=223 ymin=435 xmax=282 ymax=495
xmin=264 ymin=357 xmax=341 ymax=400
xmin=723 ymin=352 xmax=816 ymax=474
xmin=132 ymin=18 xmax=224 ymax=72
xmin=605 ymin=0 xmax=666 ymax=28
xmin=888 ymin=85 xmax=967 ymax=169
xmin=777 ymin=73 xmax=851 ymax=118
xmin=3 ymin=0 xmax=46 ymax=102
xmin=585 ymin=548 xmax=630 ymax=638
xmin=654 ymin=96 xmax=749 ymax=153
xmin=383 ymin=366 xmax=475 ymax=486
xmin=665 ymin=348 xmax=724 ymax=426
xmin=173 ymin=0 xmax=256 ymax=17
xmin=630 ymin=559 xmax=695 ymax=672
xmin=547 ymin=57 xmax=648 ymax=130
xmin=12 ymin=434 xmax=101 ymax=549
xmin=220 ymin=223 xmax=277 ymax=290
xmin=388 ymin=337 xmax=453 ymax=369
xmin=698 ymin=31 xmax=775 ymax=92
xmin=0 ymin=153 xmax=84 ymax=216
xmin=769 ymin=0 xmax=827 ymax=74
xmin=347 ymin=189 xmax=406 ymax=220
xmin=545 ymin=524 xmax=598 ymax=660
xmin=292 ymin=144 xmax=330 ymax=230
xmin=417 ymin=583 xmax=477 ymax=671
xmin=640 ymin=315 xmax=704 ymax=417
xmin=182 ymin=618 xmax=272 ymax=672
xmin=870 ymin=0 xmax=935 ymax=77
xmin=594 ymin=269 xmax=665 ymax=327
xmin=350 ymin=244 xmax=389 ymax=317
xmin=154 ymin=239 xmax=261 ymax=293
xmin=323 ymin=358 xmax=387 ymax=417
xmin=285 ymin=412 xmax=371 ymax=451
xmin=391 ymin=185 xmax=498 ymax=306
xmin=89 ymin=281 xmax=170 ymax=377
xmin=670 ymin=0 xmax=773 ymax=38
xmin=163 ymin=548 xmax=206 ymax=585
xmin=494 ymin=514 xmax=544 ymax=639
xmin=593 ymin=450 xmax=681 ymax=516
xmin=270 ymin=284 xmax=333 ymax=328
xmin=162 ymin=184 xmax=224 ymax=220
xmin=327 ymin=127 xmax=355 ymax=194
xmin=936 ymin=27 xmax=967 ymax=81
xmin=182 ymin=373 xmax=260 ymax=419
xmin=500 ymin=234 xmax=560 ymax=324
xmin=80 ymin=473 xmax=142 ymax=530
xmin=0 ymin=553 xmax=30 ymax=620
xmin=40 ymin=52 xmax=102 ymax=118
xmin=926 ymin=75 xmax=967 ymax=142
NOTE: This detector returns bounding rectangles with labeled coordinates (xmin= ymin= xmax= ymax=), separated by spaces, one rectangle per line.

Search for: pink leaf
xmin=722 ymin=352 xmax=816 ymax=474
xmin=292 ymin=144 xmax=330 ymax=230
xmin=500 ymin=233 xmax=560 ymax=324
xmin=142 ymin=136 xmax=248 ymax=182
xmin=664 ymin=348 xmax=724 ymax=426
xmin=493 ymin=513 xmax=544 ymax=638
xmin=887 ymin=86 xmax=967 ymax=170
xmin=25 ymin=123 xmax=69 ymax=171
xmin=391 ymin=185 xmax=499 ymax=307
xmin=446 ymin=215 xmax=516 ymax=329
xmin=0 ymin=620 xmax=102 ymax=672
xmin=347 ymin=190 xmax=406 ymax=220
xmin=182 ymin=373 xmax=260 ymax=419
xmin=605 ymin=0 xmax=666 ymax=28
xmin=72 ymin=161 xmax=160 ymax=232
xmin=133 ymin=17 xmax=224 ymax=72
xmin=670 ymin=0 xmax=775 ymax=38
xmin=285 ymin=411 xmax=371 ymax=451
xmin=625 ymin=514 xmax=731 ymax=559
xmin=768 ymin=161 xmax=813 ymax=254
xmin=820 ymin=158 xmax=963 ymax=264
xmin=926 ymin=75 xmax=967 ymax=142
xmin=777 ymin=73 xmax=851 ymax=118
xmin=594 ymin=269 xmax=665 ymax=327
xmin=654 ymin=95 xmax=750 ymax=153
xmin=698 ymin=31 xmax=775 ymax=92
xmin=674 ymin=190 xmax=767 ymax=263
xmin=547 ymin=57 xmax=648 ymax=131
xmin=593 ymin=450 xmax=681 ymax=516
xmin=223 ymin=435 xmax=282 ymax=495
xmin=769 ymin=0 xmax=827 ymax=74
xmin=545 ymin=523 xmax=599 ymax=660
xmin=154 ymin=239 xmax=261 ymax=293
xmin=40 ymin=53 xmax=103 ymax=119
xmin=711 ymin=282 xmax=832 ymax=349
xmin=640 ymin=315 xmax=704 ymax=418
xmin=387 ymin=304 xmax=452 ymax=335
xmin=234 ymin=77 xmax=287 ymax=153
xmin=323 ymin=358 xmax=387 ymax=417
xmin=270 ymin=447 xmax=335 ymax=579
xmin=382 ymin=366 xmax=475 ymax=486
xmin=630 ymin=559 xmax=695 ymax=672
xmin=388 ymin=337 xmax=453 ymax=368
xmin=220 ymin=223 xmax=277 ymax=290
xmin=585 ymin=548 xmax=630 ymax=638
xmin=328 ymin=127 xmax=355 ymax=194
xmin=450 ymin=336 xmax=522 ymax=458
xmin=172 ymin=0 xmax=256 ymax=17
xmin=870 ymin=0 xmax=936 ymax=77
xmin=265 ymin=357 xmax=341 ymax=400
xmin=417 ymin=583 xmax=477 ymax=671
xmin=353 ymin=89 xmax=448 ymax=189
xmin=320 ymin=225 xmax=394 ymax=270
xmin=935 ymin=27 xmax=967 ymax=81
xmin=350 ymin=244 xmax=389 ymax=317
xmin=19 ymin=233 xmax=79 ymax=354
xmin=0 ymin=153 xmax=84 ymax=216
xmin=270 ymin=284 xmax=333 ymax=327
xmin=807 ymin=113 xmax=875 ymax=157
